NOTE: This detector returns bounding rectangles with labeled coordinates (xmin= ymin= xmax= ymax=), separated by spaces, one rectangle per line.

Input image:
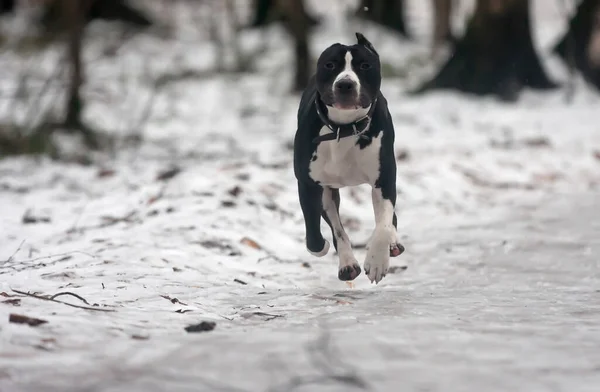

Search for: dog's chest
xmin=309 ymin=126 xmax=382 ymax=188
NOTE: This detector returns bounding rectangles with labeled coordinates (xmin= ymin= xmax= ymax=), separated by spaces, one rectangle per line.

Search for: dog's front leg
xmin=364 ymin=186 xmax=398 ymax=283
xmin=322 ymin=187 xmax=361 ymax=281
xmin=297 ymin=181 xmax=329 ymax=257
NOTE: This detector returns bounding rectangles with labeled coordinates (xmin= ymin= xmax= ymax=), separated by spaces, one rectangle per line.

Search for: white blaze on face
xmin=333 ymin=51 xmax=361 ymax=95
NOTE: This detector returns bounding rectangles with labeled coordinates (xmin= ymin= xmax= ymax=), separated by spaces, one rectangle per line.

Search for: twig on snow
xmin=49 ymin=291 xmax=91 ymax=305
xmin=11 ymin=289 xmax=115 ymax=312
xmin=4 ymin=240 xmax=25 ymax=264
xmin=6 ymin=250 xmax=97 ymax=264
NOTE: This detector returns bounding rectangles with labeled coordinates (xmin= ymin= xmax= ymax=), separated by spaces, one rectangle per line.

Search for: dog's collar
xmin=312 ymin=95 xmax=377 ymax=144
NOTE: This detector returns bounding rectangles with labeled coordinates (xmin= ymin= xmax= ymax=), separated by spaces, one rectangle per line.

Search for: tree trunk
xmin=248 ymin=0 xmax=319 ymax=29
xmin=276 ymin=0 xmax=311 ymax=92
xmin=417 ymin=0 xmax=556 ymax=101
xmin=42 ymin=0 xmax=152 ymax=32
xmin=432 ymin=0 xmax=454 ymax=56
xmin=356 ymin=0 xmax=409 ymax=38
xmin=0 ymin=0 xmax=15 ymax=15
xmin=63 ymin=0 xmax=85 ymax=129
xmin=553 ymin=0 xmax=600 ymax=90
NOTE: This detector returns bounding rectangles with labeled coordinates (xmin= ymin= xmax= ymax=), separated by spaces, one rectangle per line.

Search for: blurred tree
xmin=356 ymin=0 xmax=409 ymax=38
xmin=432 ymin=0 xmax=454 ymax=56
xmin=62 ymin=0 xmax=97 ymax=147
xmin=417 ymin=0 xmax=557 ymax=101
xmin=42 ymin=0 xmax=152 ymax=32
xmin=248 ymin=0 xmax=319 ymax=29
xmin=0 ymin=0 xmax=15 ymax=15
xmin=554 ymin=0 xmax=600 ymax=90
xmin=274 ymin=0 xmax=312 ymax=92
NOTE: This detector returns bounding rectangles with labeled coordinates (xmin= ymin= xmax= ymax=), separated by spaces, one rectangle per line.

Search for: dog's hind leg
xmin=321 ymin=187 xmax=341 ymax=252
xmin=298 ymin=181 xmax=329 ymax=257
xmin=322 ymin=187 xmax=361 ymax=281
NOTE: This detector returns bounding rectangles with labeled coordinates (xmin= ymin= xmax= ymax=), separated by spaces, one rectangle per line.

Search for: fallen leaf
xmin=396 ymin=149 xmax=410 ymax=161
xmin=388 ymin=266 xmax=408 ymax=274
xmin=97 ymin=168 xmax=116 ymax=178
xmin=240 ymin=237 xmax=262 ymax=250
xmin=131 ymin=334 xmax=149 ymax=340
xmin=221 ymin=200 xmax=236 ymax=208
xmin=9 ymin=314 xmax=47 ymax=327
xmin=2 ymin=299 xmax=21 ymax=306
xmin=184 ymin=321 xmax=216 ymax=333
xmin=22 ymin=210 xmax=51 ymax=224
xmin=233 ymin=278 xmax=248 ymax=285
xmin=523 ymin=136 xmax=552 ymax=148
xmin=175 ymin=309 xmax=193 ymax=314
xmin=196 ymin=240 xmax=241 ymax=256
xmin=532 ymin=172 xmax=562 ymax=183
xmin=156 ymin=167 xmax=181 ymax=181
xmin=301 ymin=262 xmax=311 ymax=268
xmin=228 ymin=186 xmax=243 ymax=197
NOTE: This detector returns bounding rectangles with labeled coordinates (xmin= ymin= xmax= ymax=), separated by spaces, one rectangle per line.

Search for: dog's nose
xmin=335 ymin=79 xmax=356 ymax=93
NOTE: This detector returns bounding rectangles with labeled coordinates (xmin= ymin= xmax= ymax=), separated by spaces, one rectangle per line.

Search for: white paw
xmin=308 ymin=239 xmax=330 ymax=257
xmin=363 ymin=229 xmax=391 ymax=284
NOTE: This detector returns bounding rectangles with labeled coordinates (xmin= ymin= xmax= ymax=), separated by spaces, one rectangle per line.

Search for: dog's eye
xmin=324 ymin=62 xmax=335 ymax=70
xmin=360 ymin=63 xmax=372 ymax=70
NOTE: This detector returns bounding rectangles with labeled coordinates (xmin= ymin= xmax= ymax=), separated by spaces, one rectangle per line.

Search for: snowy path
xmin=1 ymin=191 xmax=599 ymax=392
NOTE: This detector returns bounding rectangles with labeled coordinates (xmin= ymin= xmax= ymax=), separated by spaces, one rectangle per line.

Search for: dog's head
xmin=315 ymin=33 xmax=381 ymax=111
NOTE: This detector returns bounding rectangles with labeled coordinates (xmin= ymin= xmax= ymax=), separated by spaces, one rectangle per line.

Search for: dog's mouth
xmin=319 ymin=89 xmax=372 ymax=110
xmin=332 ymin=102 xmax=360 ymax=110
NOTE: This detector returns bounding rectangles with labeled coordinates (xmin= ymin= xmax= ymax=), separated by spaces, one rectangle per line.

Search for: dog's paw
xmin=338 ymin=263 xmax=361 ymax=281
xmin=364 ymin=230 xmax=391 ymax=284
xmin=308 ymin=239 xmax=330 ymax=257
xmin=390 ymin=242 xmax=405 ymax=257
xmin=364 ymin=258 xmax=388 ymax=284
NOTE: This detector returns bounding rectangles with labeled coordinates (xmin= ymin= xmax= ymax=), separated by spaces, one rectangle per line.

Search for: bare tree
xmin=248 ymin=0 xmax=319 ymax=29
xmin=42 ymin=0 xmax=152 ymax=32
xmin=417 ymin=0 xmax=556 ymax=101
xmin=356 ymin=0 xmax=409 ymax=38
xmin=554 ymin=0 xmax=600 ymax=90
xmin=275 ymin=0 xmax=311 ymax=92
xmin=0 ymin=0 xmax=15 ymax=15
xmin=62 ymin=0 xmax=85 ymax=130
xmin=432 ymin=0 xmax=454 ymax=57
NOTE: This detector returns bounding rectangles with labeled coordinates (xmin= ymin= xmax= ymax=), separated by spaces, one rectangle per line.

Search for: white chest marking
xmin=309 ymin=126 xmax=382 ymax=188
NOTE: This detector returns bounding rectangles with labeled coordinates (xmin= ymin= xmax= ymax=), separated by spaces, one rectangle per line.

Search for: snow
xmin=1 ymin=1 xmax=600 ymax=391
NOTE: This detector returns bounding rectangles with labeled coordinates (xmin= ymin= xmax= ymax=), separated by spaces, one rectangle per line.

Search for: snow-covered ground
xmin=1 ymin=1 xmax=600 ymax=391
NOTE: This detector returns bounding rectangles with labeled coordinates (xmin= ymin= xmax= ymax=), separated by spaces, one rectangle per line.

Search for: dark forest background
xmin=0 ymin=0 xmax=599 ymax=157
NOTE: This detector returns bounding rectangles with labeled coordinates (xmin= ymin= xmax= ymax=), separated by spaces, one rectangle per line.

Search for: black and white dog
xmin=293 ymin=33 xmax=405 ymax=284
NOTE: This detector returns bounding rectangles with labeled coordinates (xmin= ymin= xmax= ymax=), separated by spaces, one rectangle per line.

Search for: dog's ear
xmin=355 ymin=32 xmax=378 ymax=56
